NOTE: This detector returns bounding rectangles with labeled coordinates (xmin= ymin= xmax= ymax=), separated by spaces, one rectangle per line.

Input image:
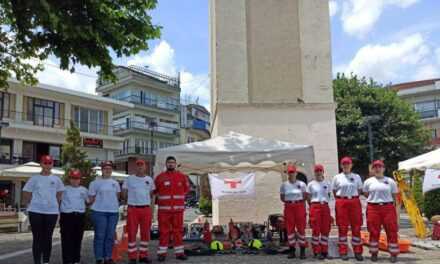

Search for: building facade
xmin=0 ymin=80 xmax=132 ymax=207
xmin=392 ymin=78 xmax=440 ymax=147
xmin=180 ymin=104 xmax=211 ymax=143
xmin=96 ymin=66 xmax=181 ymax=174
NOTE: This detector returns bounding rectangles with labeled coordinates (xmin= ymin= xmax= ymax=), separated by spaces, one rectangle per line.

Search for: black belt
xmin=368 ymin=202 xmax=393 ymax=206
xmin=285 ymin=200 xmax=304 ymax=204
xmin=336 ymin=196 xmax=359 ymax=199
xmin=128 ymin=205 xmax=150 ymax=208
xmin=311 ymin=201 xmax=328 ymax=205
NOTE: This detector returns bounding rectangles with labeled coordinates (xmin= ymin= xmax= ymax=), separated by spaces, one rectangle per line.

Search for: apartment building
xmin=180 ymin=104 xmax=211 ymax=143
xmin=0 ymin=79 xmax=132 ymax=168
xmin=392 ymin=78 xmax=440 ymax=146
xmin=96 ymin=66 xmax=181 ymax=174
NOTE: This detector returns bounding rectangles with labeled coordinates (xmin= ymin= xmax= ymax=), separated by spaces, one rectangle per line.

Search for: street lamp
xmin=360 ymin=115 xmax=381 ymax=162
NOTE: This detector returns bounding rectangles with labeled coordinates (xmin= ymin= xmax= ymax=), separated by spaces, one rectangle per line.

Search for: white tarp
xmin=398 ymin=148 xmax=440 ymax=171
xmin=423 ymin=169 xmax=440 ymax=193
xmin=209 ymin=172 xmax=256 ymax=199
xmin=0 ymin=162 xmax=64 ymax=178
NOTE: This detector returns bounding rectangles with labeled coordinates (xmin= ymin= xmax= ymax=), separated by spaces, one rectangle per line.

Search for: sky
xmin=37 ymin=0 xmax=440 ymax=110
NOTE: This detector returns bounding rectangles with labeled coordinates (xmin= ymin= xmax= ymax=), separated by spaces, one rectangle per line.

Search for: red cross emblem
xmin=224 ymin=179 xmax=242 ymax=189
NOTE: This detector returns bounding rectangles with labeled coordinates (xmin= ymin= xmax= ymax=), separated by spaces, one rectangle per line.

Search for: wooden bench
xmin=0 ymin=210 xmax=21 ymax=232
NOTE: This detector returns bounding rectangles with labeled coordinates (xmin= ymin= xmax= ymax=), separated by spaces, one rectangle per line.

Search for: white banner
xmin=423 ymin=168 xmax=440 ymax=193
xmin=209 ymin=173 xmax=256 ymax=199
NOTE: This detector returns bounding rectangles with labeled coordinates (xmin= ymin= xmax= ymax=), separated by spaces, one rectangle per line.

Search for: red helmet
xmin=100 ymin=161 xmax=113 ymax=169
xmin=136 ymin=159 xmax=146 ymax=166
xmin=314 ymin=164 xmax=324 ymax=172
xmin=40 ymin=155 xmax=54 ymax=165
xmin=340 ymin=156 xmax=353 ymax=165
xmin=372 ymin=160 xmax=385 ymax=168
xmin=287 ymin=165 xmax=297 ymax=173
xmin=69 ymin=169 xmax=81 ymax=179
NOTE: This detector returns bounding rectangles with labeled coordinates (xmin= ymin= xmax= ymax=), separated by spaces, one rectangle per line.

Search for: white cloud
xmin=329 ymin=1 xmax=339 ymax=17
xmin=341 ymin=0 xmax=420 ymax=38
xmin=126 ymin=40 xmax=211 ymax=110
xmin=37 ymin=58 xmax=98 ymax=94
xmin=336 ymin=33 xmax=440 ymax=83
xmin=436 ymin=48 xmax=440 ymax=64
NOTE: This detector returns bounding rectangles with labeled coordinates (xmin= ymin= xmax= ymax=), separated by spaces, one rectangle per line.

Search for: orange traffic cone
xmin=112 ymin=232 xmax=123 ymax=262
xmin=118 ymin=225 xmax=129 ymax=256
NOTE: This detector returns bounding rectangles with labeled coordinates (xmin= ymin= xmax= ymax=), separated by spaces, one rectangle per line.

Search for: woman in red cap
xmin=60 ymin=169 xmax=89 ymax=264
xmin=331 ymin=156 xmax=364 ymax=261
xmin=363 ymin=160 xmax=399 ymax=263
xmin=279 ymin=164 xmax=308 ymax=259
xmin=23 ymin=155 xmax=65 ymax=264
xmin=306 ymin=164 xmax=332 ymax=259
xmin=89 ymin=161 xmax=121 ymax=264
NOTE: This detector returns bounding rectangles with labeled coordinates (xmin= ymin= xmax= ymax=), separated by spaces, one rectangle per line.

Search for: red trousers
xmin=309 ymin=202 xmax=331 ymax=254
xmin=335 ymin=197 xmax=363 ymax=255
xmin=284 ymin=202 xmax=306 ymax=248
xmin=127 ymin=206 xmax=152 ymax=260
xmin=366 ymin=203 xmax=399 ymax=256
xmin=157 ymin=210 xmax=184 ymax=256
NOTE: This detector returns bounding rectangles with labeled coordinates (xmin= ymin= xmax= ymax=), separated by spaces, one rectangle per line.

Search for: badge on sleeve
xmin=384 ymin=180 xmax=389 ymax=185
xmin=350 ymin=177 xmax=354 ymax=182
xmin=323 ymin=185 xmax=328 ymax=189
xmin=297 ymin=184 xmax=301 ymax=189
xmin=164 ymin=181 xmax=171 ymax=186
xmin=51 ymin=181 xmax=55 ymax=186
xmin=178 ymin=182 xmax=183 ymax=187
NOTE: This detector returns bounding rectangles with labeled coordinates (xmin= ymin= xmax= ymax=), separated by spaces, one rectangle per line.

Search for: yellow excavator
xmin=393 ymin=170 xmax=427 ymax=238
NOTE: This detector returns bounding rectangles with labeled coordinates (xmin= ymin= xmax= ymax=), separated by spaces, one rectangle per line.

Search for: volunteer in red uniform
xmin=307 ymin=164 xmax=332 ymax=260
xmin=363 ymin=160 xmax=399 ymax=263
xmin=332 ymin=156 xmax=364 ymax=261
xmin=155 ymin=156 xmax=190 ymax=262
xmin=23 ymin=155 xmax=65 ymax=264
xmin=280 ymin=165 xmax=308 ymax=259
xmin=122 ymin=159 xmax=155 ymax=264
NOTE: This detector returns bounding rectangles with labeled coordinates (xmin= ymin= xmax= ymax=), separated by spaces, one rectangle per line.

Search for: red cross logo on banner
xmin=224 ymin=179 xmax=242 ymax=189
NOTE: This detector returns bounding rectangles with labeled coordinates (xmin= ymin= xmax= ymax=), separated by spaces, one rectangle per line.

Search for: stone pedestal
xmin=210 ymin=0 xmax=338 ymax=224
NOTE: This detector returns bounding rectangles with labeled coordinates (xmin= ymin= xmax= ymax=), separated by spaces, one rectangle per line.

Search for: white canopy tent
xmin=398 ymin=148 xmax=440 ymax=171
xmin=154 ymin=132 xmax=315 ymax=225
xmin=92 ymin=166 xmax=129 ymax=181
xmin=0 ymin=162 xmax=65 ymax=179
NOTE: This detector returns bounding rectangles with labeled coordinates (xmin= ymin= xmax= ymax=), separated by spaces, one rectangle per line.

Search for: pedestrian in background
xmin=59 ymin=169 xmax=89 ymax=264
xmin=307 ymin=164 xmax=332 ymax=260
xmin=332 ymin=156 xmax=364 ymax=261
xmin=363 ymin=160 xmax=399 ymax=263
xmin=23 ymin=155 xmax=65 ymax=264
xmin=89 ymin=161 xmax=121 ymax=264
xmin=280 ymin=165 xmax=308 ymax=259
xmin=122 ymin=159 xmax=155 ymax=264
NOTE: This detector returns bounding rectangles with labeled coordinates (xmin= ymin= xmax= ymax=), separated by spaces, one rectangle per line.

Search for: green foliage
xmin=334 ymin=74 xmax=430 ymax=175
xmin=0 ymin=0 xmax=160 ymax=88
xmin=62 ymin=121 xmax=96 ymax=229
xmin=412 ymin=174 xmax=424 ymax=213
xmin=424 ymin=189 xmax=440 ymax=219
xmin=199 ymin=196 xmax=212 ymax=217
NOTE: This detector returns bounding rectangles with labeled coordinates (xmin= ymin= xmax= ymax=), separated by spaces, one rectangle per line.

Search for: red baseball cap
xmin=136 ymin=159 xmax=146 ymax=166
xmin=40 ymin=155 xmax=54 ymax=164
xmin=340 ymin=156 xmax=353 ymax=165
xmin=372 ymin=160 xmax=385 ymax=168
xmin=314 ymin=164 xmax=324 ymax=172
xmin=287 ymin=165 xmax=297 ymax=173
xmin=100 ymin=161 xmax=113 ymax=169
xmin=69 ymin=169 xmax=81 ymax=179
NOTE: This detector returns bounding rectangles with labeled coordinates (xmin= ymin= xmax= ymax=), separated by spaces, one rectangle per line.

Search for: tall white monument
xmin=210 ymin=0 xmax=338 ymax=224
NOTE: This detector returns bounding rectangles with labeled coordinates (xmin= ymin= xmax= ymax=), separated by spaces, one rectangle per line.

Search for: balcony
xmin=115 ymin=147 xmax=155 ymax=157
xmin=118 ymin=95 xmax=179 ymax=112
xmin=113 ymin=120 xmax=179 ymax=136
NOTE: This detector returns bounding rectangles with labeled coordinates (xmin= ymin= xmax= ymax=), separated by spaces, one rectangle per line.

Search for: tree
xmin=0 ymin=0 xmax=160 ymax=87
xmin=334 ymin=74 xmax=430 ymax=176
xmin=424 ymin=189 xmax=440 ymax=219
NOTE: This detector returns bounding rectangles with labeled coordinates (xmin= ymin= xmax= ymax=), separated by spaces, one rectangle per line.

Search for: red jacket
xmin=154 ymin=170 xmax=190 ymax=212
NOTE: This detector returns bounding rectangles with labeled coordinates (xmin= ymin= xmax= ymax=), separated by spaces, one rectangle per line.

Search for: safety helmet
xmin=210 ymin=240 xmax=224 ymax=251
xmin=248 ymin=239 xmax=263 ymax=250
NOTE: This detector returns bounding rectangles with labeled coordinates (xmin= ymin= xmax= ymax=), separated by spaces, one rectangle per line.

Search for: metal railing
xmin=113 ymin=120 xmax=179 ymax=135
xmin=117 ymin=95 xmax=179 ymax=111
xmin=115 ymin=147 xmax=155 ymax=156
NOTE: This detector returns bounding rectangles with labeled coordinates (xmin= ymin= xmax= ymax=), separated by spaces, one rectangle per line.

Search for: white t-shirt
xmin=306 ymin=180 xmax=331 ymax=203
xmin=23 ymin=174 xmax=65 ymax=214
xmin=88 ymin=178 xmax=121 ymax=213
xmin=280 ymin=180 xmax=307 ymax=201
xmin=60 ymin=186 xmax=88 ymax=213
xmin=363 ymin=176 xmax=398 ymax=203
xmin=122 ymin=175 xmax=155 ymax=206
xmin=332 ymin=172 xmax=363 ymax=198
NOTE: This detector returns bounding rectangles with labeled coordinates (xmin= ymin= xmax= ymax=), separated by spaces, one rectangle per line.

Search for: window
xmin=26 ymin=97 xmax=62 ymax=127
xmin=0 ymin=92 xmax=11 ymax=119
xmin=414 ymin=101 xmax=438 ymax=119
xmin=74 ymin=106 xmax=106 ymax=134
